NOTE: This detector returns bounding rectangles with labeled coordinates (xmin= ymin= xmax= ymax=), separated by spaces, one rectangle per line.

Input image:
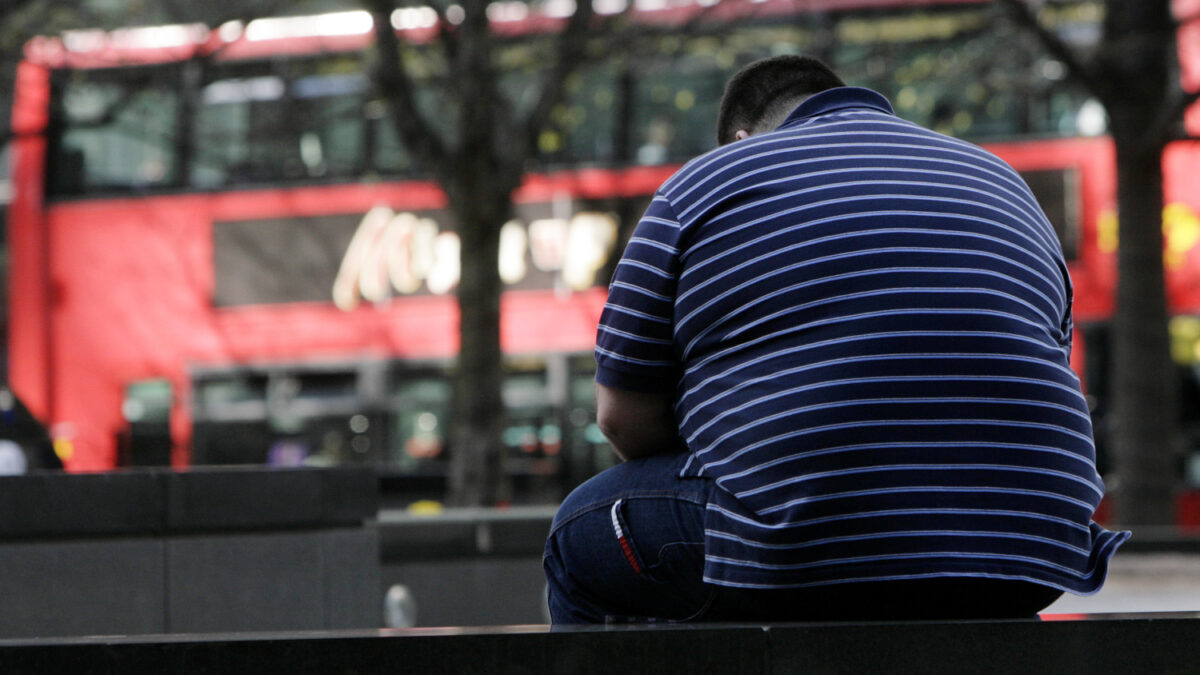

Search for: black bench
xmin=0 ymin=615 xmax=1196 ymax=673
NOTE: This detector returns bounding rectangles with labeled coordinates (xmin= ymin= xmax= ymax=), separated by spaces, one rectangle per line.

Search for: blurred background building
xmin=3 ymin=0 xmax=1200 ymax=517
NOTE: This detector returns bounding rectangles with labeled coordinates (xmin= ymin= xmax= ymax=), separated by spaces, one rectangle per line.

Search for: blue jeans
xmin=543 ymin=452 xmax=713 ymax=623
xmin=543 ymin=451 xmax=1064 ymax=624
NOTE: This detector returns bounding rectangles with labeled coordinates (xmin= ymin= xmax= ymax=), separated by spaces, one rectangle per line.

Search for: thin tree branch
xmin=364 ymin=0 xmax=448 ymax=169
xmin=1151 ymin=87 xmax=1200 ymax=143
xmin=1174 ymin=7 xmax=1200 ymax=30
xmin=1161 ymin=88 xmax=1200 ymax=143
xmin=428 ymin=0 xmax=461 ymax=64
xmin=995 ymin=0 xmax=1106 ymax=101
xmin=0 ymin=0 xmax=38 ymax=17
xmin=1184 ymin=87 xmax=1200 ymax=110
xmin=523 ymin=0 xmax=727 ymax=159
xmin=524 ymin=0 xmax=601 ymax=148
xmin=455 ymin=0 xmax=503 ymax=157
xmin=0 ymin=0 xmax=49 ymax=37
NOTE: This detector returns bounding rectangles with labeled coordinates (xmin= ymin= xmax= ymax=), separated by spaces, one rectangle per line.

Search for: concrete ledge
xmin=378 ymin=507 xmax=555 ymax=626
xmin=378 ymin=506 xmax=554 ymax=561
xmin=0 ymin=467 xmax=381 ymax=638
xmin=0 ymin=466 xmax=377 ymax=537
xmin=0 ymin=615 xmax=1197 ymax=674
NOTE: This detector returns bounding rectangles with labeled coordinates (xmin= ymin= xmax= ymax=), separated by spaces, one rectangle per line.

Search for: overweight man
xmin=543 ymin=55 xmax=1128 ymax=623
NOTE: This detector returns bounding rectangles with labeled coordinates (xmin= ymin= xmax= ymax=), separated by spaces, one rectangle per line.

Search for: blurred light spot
xmin=53 ymin=438 xmax=74 ymax=461
xmin=539 ymin=129 xmax=563 ymax=153
xmin=385 ymin=584 xmax=418 ymax=628
xmin=487 ymin=1 xmax=530 ymax=22
xmin=122 ymin=399 xmax=146 ymax=423
xmin=62 ymin=29 xmax=106 ymax=52
xmin=392 ymin=7 xmax=438 ymax=30
xmin=300 ymin=132 xmax=325 ymax=176
xmin=1077 ymin=98 xmax=1107 ymax=136
xmin=417 ymin=411 xmax=438 ymax=432
xmin=1041 ymin=59 xmax=1067 ymax=81
xmin=0 ymin=441 xmax=27 ymax=476
xmin=407 ymin=500 xmax=445 ymax=515
xmin=246 ymin=11 xmax=372 ymax=41
xmin=110 ymin=24 xmax=209 ymax=50
xmin=203 ymin=76 xmax=285 ymax=104
xmin=595 ymin=0 xmax=628 ymax=14
xmin=953 ymin=111 xmax=972 ymax=132
xmin=218 ymin=21 xmax=244 ymax=42
xmin=544 ymin=0 xmax=576 ymax=18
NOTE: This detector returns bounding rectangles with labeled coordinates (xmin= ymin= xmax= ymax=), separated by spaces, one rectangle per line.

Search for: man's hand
xmin=594 ymin=381 xmax=685 ymax=461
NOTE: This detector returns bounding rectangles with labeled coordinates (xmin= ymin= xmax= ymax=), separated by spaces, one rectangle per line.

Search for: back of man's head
xmin=716 ymin=55 xmax=845 ymax=146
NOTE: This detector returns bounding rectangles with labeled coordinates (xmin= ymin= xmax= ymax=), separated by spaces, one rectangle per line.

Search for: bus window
xmin=390 ymin=376 xmax=451 ymax=470
xmin=192 ymin=69 xmax=295 ymax=186
xmin=50 ymin=67 xmax=182 ymax=195
xmin=369 ymin=43 xmax=453 ymax=177
xmin=369 ymin=101 xmax=415 ymax=176
xmin=291 ymin=72 xmax=369 ymax=178
xmin=370 ymin=83 xmax=455 ymax=177
xmin=503 ymin=371 xmax=553 ymax=456
xmin=566 ymin=360 xmax=617 ymax=489
xmin=527 ymin=60 xmax=620 ymax=167
xmin=192 ymin=55 xmax=368 ymax=188
xmin=191 ymin=372 xmax=272 ymax=464
xmin=628 ymin=40 xmax=729 ymax=163
xmin=830 ymin=6 xmax=1093 ymax=141
xmin=1021 ymin=168 xmax=1080 ymax=261
xmin=503 ymin=366 xmax=561 ymax=502
xmin=118 ymin=378 xmax=173 ymax=466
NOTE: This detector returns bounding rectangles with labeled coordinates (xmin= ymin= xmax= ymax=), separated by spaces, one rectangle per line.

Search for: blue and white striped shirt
xmin=595 ymin=87 xmax=1128 ymax=592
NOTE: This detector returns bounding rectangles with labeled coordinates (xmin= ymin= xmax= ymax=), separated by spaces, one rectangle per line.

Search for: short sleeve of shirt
xmin=594 ymin=194 xmax=683 ymax=393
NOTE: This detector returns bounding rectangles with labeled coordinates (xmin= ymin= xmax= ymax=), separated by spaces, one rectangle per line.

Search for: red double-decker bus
xmin=8 ymin=0 xmax=1200 ymax=505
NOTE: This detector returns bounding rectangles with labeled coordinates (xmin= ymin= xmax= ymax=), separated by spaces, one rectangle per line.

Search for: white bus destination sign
xmin=212 ymin=201 xmax=622 ymax=308
xmin=333 ymin=206 xmax=618 ymax=310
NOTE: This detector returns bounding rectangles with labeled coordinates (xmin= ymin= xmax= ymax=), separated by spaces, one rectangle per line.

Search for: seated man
xmin=543 ymin=55 xmax=1128 ymax=623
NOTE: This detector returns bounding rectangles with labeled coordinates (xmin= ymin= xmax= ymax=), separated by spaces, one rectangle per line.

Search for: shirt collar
xmin=779 ymin=87 xmax=895 ymax=127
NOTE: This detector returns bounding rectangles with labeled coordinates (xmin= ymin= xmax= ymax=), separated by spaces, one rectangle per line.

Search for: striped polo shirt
xmin=594 ymin=87 xmax=1128 ymax=592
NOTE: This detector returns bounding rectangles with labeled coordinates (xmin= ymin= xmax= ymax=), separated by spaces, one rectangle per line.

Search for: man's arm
xmin=595 ymin=381 xmax=685 ymax=462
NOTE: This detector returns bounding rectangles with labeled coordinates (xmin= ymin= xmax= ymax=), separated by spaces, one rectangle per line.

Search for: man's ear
xmin=735 ymin=129 xmax=751 ymax=141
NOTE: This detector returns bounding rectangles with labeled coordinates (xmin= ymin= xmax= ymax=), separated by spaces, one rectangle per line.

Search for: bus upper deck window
xmin=51 ymin=69 xmax=181 ymax=196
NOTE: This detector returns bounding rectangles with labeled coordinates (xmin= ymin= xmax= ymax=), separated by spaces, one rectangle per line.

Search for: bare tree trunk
xmin=1109 ymin=141 xmax=1178 ymax=525
xmin=997 ymin=0 xmax=1185 ymax=525
xmin=445 ymin=175 xmax=515 ymax=506
xmin=1104 ymin=0 xmax=1179 ymax=526
xmin=362 ymin=0 xmax=673 ymax=504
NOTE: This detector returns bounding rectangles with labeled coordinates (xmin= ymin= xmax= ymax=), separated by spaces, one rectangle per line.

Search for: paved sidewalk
xmin=1045 ymin=553 xmax=1200 ymax=614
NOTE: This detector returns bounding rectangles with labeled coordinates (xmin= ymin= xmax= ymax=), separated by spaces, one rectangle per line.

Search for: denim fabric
xmin=543 ymin=451 xmax=1065 ymax=624
xmin=543 ymin=452 xmax=714 ymax=624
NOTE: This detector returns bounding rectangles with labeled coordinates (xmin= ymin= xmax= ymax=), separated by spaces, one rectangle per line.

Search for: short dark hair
xmin=716 ymin=55 xmax=845 ymax=145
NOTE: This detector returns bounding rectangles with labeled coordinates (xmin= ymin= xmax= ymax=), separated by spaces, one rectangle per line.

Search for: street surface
xmin=1044 ymin=553 xmax=1200 ymax=615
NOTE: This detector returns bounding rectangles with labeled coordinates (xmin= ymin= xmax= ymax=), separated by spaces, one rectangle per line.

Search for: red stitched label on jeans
xmin=610 ymin=500 xmax=643 ymax=574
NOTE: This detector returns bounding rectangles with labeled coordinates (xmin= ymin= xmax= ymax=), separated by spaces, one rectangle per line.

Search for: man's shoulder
xmin=658 ymin=108 xmax=1027 ymax=213
xmin=658 ymin=139 xmax=756 ymax=198
xmin=658 ymin=130 xmax=816 ymax=205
